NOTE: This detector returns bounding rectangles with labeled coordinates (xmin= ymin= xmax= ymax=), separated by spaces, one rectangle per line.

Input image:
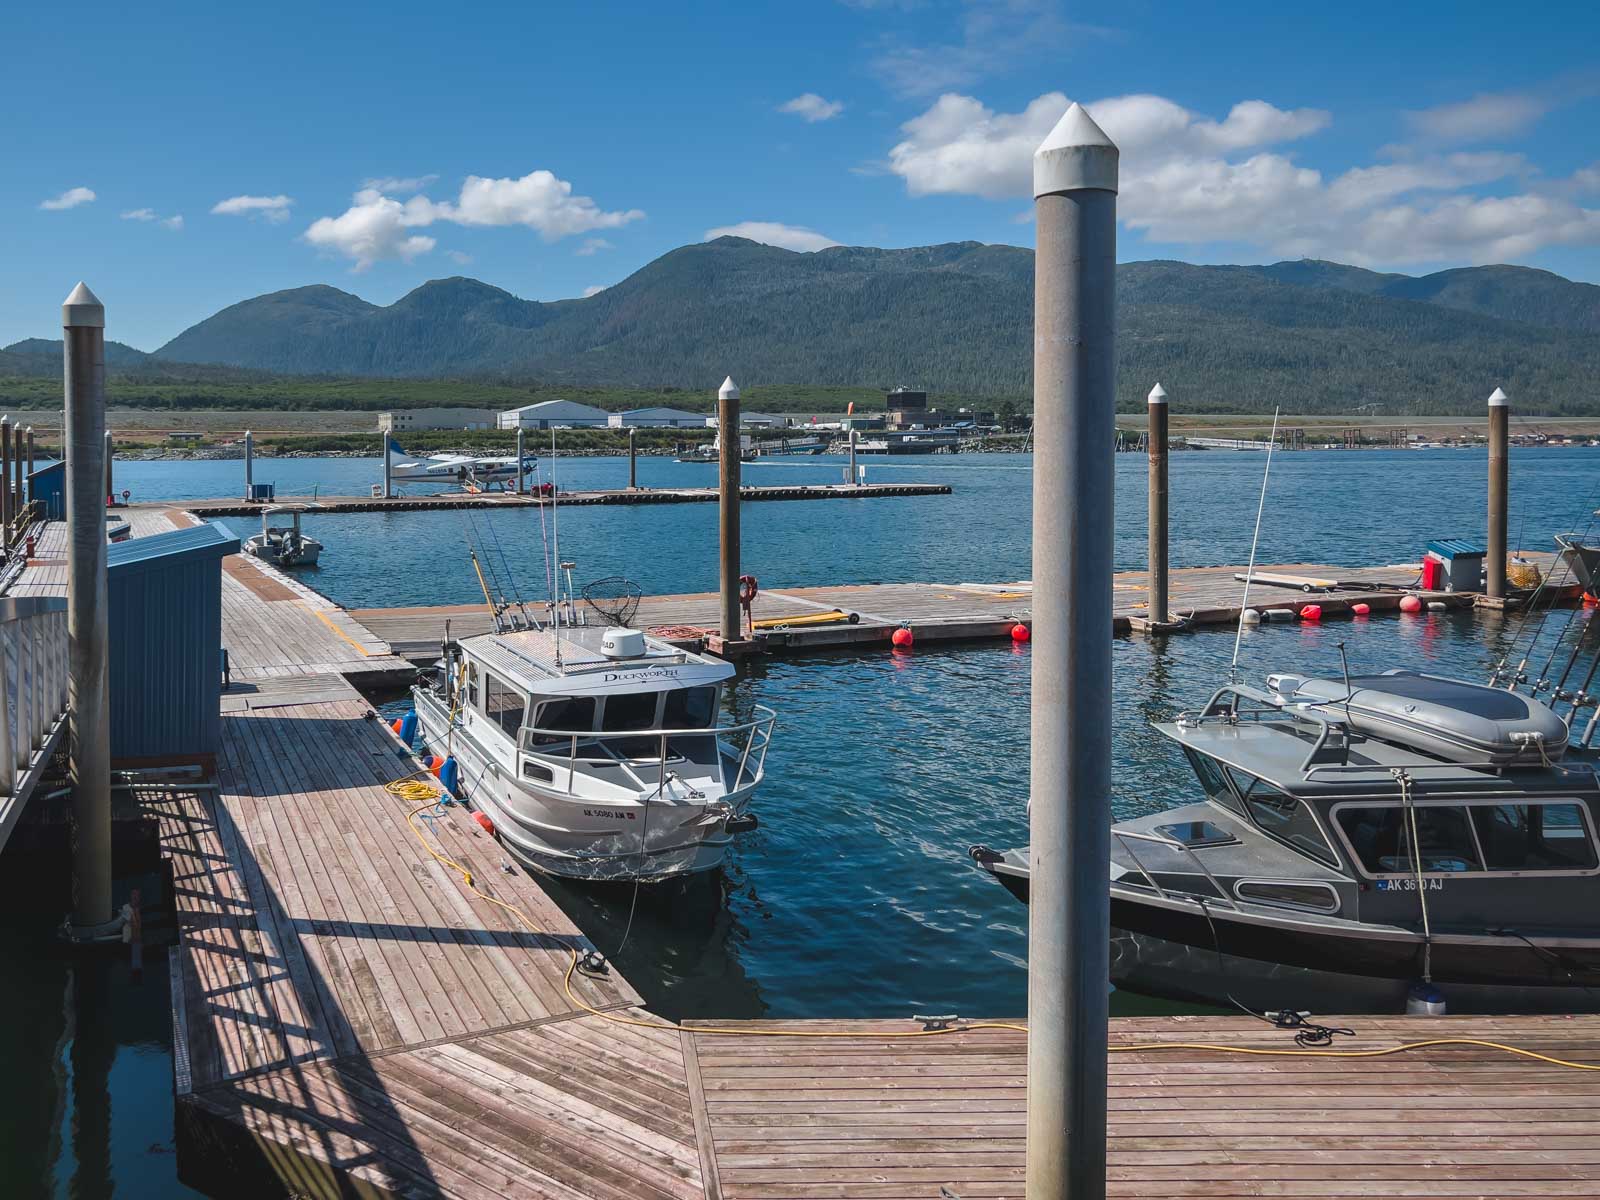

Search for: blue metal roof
xmin=1427 ymin=538 xmax=1486 ymax=559
xmin=107 ymin=522 xmax=240 ymax=571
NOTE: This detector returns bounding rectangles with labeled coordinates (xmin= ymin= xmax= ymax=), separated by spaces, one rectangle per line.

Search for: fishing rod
xmin=1229 ymin=407 xmax=1282 ymax=680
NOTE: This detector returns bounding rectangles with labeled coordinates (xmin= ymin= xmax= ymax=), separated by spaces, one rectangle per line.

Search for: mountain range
xmin=6 ymin=238 xmax=1600 ymax=413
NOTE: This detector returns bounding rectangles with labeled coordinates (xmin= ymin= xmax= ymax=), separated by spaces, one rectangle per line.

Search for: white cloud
xmin=303 ymin=190 xmax=436 ymax=271
xmin=779 ymin=93 xmax=845 ymax=122
xmin=705 ymin=221 xmax=842 ymax=252
xmin=582 ymin=285 xmax=607 ymax=298
xmin=362 ymin=174 xmax=438 ymax=194
xmin=575 ymin=237 xmax=613 ymax=256
xmin=40 ymin=187 xmax=95 ymax=211
xmin=1407 ymin=91 xmax=1551 ymax=143
xmin=212 ymin=194 xmax=294 ymax=223
xmin=866 ymin=0 xmax=1090 ymax=98
xmin=446 ymin=250 xmax=473 ymax=265
xmin=122 ymin=208 xmax=184 ymax=231
xmin=442 ymin=171 xmax=643 ymax=238
xmin=884 ymin=89 xmax=1600 ymax=268
xmin=304 ymin=170 xmax=641 ymax=269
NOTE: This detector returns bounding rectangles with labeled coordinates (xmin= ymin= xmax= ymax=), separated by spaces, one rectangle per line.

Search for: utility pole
xmin=1028 ymin=103 xmax=1117 ymax=1200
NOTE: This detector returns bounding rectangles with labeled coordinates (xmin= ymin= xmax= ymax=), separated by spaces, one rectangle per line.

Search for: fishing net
xmin=582 ymin=576 xmax=643 ymax=627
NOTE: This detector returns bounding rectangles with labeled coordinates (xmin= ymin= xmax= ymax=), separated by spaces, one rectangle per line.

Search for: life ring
xmin=739 ymin=575 xmax=759 ymax=605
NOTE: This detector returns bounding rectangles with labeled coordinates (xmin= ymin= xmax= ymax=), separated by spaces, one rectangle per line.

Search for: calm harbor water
xmin=4 ymin=445 xmax=1597 ymax=1197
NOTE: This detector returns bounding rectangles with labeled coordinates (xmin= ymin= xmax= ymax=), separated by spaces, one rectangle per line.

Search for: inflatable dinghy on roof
xmin=1277 ymin=669 xmax=1569 ymax=767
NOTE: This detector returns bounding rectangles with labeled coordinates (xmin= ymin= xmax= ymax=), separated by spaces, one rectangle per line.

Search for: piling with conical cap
xmin=1147 ymin=383 xmax=1170 ymax=625
xmin=1029 ymin=101 xmax=1116 ymax=1200
xmin=1486 ymin=387 xmax=1508 ymax=599
xmin=718 ymin=376 xmax=742 ymax=641
xmin=62 ymin=282 xmax=114 ymax=932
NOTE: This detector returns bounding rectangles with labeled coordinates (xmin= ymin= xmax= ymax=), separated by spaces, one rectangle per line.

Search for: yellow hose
xmin=396 ymin=777 xmax=1600 ymax=1065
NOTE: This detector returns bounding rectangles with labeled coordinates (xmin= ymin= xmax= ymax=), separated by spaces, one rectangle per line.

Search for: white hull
xmin=244 ymin=534 xmax=321 ymax=566
xmin=413 ymin=687 xmax=756 ymax=881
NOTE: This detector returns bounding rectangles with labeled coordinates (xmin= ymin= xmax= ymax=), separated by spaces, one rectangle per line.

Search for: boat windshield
xmin=1225 ymin=766 xmax=1340 ymax=868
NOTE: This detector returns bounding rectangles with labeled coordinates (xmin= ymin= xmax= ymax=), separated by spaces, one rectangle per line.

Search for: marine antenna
xmin=1229 ymin=406 xmax=1281 ymax=680
xmin=550 ymin=427 xmax=563 ymax=669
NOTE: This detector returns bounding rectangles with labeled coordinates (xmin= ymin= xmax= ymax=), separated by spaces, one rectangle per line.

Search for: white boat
xmin=243 ymin=505 xmax=322 ymax=567
xmin=412 ymin=623 xmax=775 ymax=881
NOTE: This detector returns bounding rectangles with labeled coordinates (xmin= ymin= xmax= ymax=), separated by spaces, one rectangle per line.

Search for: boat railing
xmin=518 ymin=705 xmax=777 ymax=799
xmin=1111 ymin=828 xmax=1238 ymax=911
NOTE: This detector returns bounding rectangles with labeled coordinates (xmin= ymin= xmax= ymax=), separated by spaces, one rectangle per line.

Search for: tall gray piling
xmin=628 ymin=426 xmax=637 ymax=489
xmin=718 ymin=377 xmax=742 ymax=641
xmin=383 ymin=427 xmax=395 ymax=499
xmin=514 ymin=426 xmax=524 ymax=496
xmin=243 ymin=430 xmax=254 ymax=501
xmin=63 ymin=283 xmax=113 ymax=932
xmin=1487 ymin=387 xmax=1508 ymax=599
xmin=1029 ymin=102 xmax=1117 ymax=1200
xmin=1147 ymin=382 xmax=1169 ymax=625
xmin=104 ymin=430 xmax=113 ymax=504
xmin=848 ymin=429 xmax=858 ymax=485
xmin=1 ymin=417 xmax=12 ymax=549
xmin=13 ymin=421 xmax=24 ymax=527
xmin=25 ymin=427 xmax=35 ymax=511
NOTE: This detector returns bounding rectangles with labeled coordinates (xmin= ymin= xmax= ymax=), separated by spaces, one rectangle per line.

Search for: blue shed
xmin=29 ymin=460 xmax=64 ymax=520
xmin=107 ymin=523 xmax=239 ymax=763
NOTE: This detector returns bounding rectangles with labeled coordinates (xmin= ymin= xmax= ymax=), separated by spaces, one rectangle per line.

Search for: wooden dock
xmin=11 ymin=508 xmax=1599 ymax=1196
xmin=139 ymin=480 xmax=950 ymax=519
xmin=352 ymin=554 xmax=1565 ymax=661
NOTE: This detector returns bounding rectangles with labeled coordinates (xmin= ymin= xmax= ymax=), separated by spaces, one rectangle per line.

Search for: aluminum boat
xmin=972 ymin=669 xmax=1600 ymax=1014
xmin=243 ymin=505 xmax=322 ymax=567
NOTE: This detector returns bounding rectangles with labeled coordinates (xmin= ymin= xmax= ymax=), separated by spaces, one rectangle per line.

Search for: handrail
xmin=0 ymin=598 xmax=68 ymax=799
xmin=1111 ymin=828 xmax=1237 ymax=911
xmin=516 ymin=705 xmax=778 ymax=800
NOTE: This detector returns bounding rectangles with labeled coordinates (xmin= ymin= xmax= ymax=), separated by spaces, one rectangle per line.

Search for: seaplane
xmin=387 ymin=438 xmax=535 ymax=490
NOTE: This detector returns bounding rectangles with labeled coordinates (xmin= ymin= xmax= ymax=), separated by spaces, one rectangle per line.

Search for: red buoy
xmin=1299 ymin=604 xmax=1322 ymax=622
xmin=1351 ymin=602 xmax=1371 ymax=616
xmin=472 ymin=811 xmax=496 ymax=837
xmin=891 ymin=627 xmax=914 ymax=648
xmin=429 ymin=755 xmax=445 ymax=777
xmin=1399 ymin=594 xmax=1423 ymax=613
xmin=1010 ymin=623 xmax=1030 ymax=642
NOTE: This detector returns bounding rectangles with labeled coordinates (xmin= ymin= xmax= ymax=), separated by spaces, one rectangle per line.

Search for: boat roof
xmin=459 ymin=625 xmax=733 ymax=695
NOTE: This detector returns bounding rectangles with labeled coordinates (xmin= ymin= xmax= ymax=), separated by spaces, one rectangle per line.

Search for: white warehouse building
xmin=498 ymin=400 xmax=612 ymax=429
xmin=607 ymin=406 xmax=706 ymax=429
xmin=379 ymin=408 xmax=496 ymax=432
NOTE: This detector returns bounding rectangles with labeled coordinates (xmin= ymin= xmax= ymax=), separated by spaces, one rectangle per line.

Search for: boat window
xmin=1234 ymin=880 xmax=1340 ymax=914
xmin=601 ymin=691 xmax=661 ymax=732
xmin=663 ymin=687 xmax=718 ymax=729
xmin=521 ymin=760 xmax=553 ymax=784
xmin=464 ymin=662 xmax=479 ymax=709
xmin=1183 ymin=749 xmax=1244 ymax=815
xmin=1224 ymin=766 xmax=1338 ymax=868
xmin=1335 ymin=805 xmax=1482 ymax=874
xmin=1470 ymin=802 xmax=1598 ymax=872
xmin=528 ymin=696 xmax=596 ymax=746
xmin=483 ymin=675 xmax=525 ymax=740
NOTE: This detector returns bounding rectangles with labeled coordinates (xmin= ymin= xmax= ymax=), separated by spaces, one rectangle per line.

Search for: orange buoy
xmin=390 ymin=718 xmax=404 ymax=735
xmin=1399 ymin=594 xmax=1423 ymax=613
xmin=891 ymin=627 xmax=914 ymax=648
xmin=1299 ymin=604 xmax=1322 ymax=622
xmin=1010 ymin=623 xmax=1030 ymax=642
xmin=429 ymin=755 xmax=445 ymax=777
xmin=472 ymin=811 xmax=496 ymax=837
xmin=1351 ymin=602 xmax=1371 ymax=616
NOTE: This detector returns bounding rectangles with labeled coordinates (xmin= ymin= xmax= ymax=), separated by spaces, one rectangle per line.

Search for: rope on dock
xmin=394 ymin=783 xmax=1600 ymax=1064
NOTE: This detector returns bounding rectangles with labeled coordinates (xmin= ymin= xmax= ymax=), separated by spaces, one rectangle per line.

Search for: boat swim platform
xmin=161 ymin=694 xmax=1600 ymax=1199
xmin=350 ymin=552 xmax=1570 ymax=661
xmin=132 ymin=481 xmax=951 ymax=519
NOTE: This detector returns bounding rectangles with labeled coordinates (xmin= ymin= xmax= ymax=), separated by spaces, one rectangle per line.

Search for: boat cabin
xmin=1129 ymin=670 xmax=1600 ymax=932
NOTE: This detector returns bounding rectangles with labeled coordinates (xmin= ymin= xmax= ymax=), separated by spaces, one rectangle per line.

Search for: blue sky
xmin=4 ymin=0 xmax=1598 ymax=351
